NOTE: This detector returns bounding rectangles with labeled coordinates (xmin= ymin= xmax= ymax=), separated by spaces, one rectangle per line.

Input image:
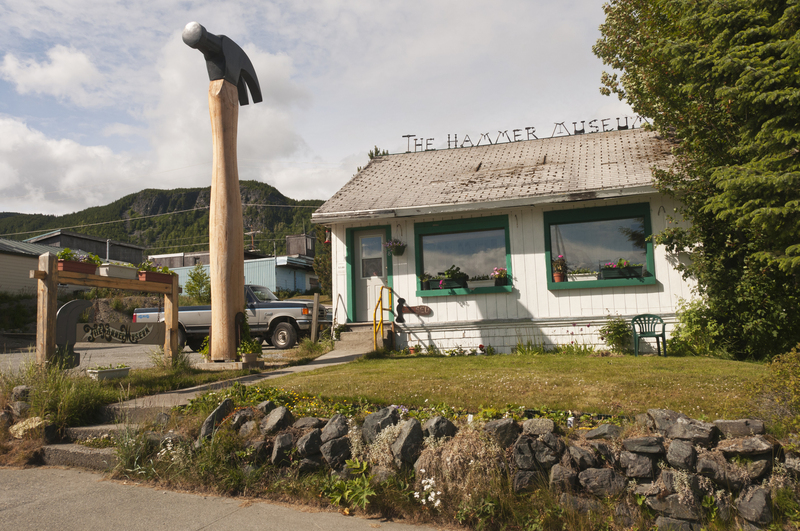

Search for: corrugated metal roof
xmin=0 ymin=238 xmax=58 ymax=257
xmin=313 ymin=129 xmax=674 ymax=221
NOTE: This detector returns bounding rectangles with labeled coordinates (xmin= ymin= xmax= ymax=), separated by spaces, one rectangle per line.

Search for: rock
xmin=541 ymin=432 xmax=565 ymax=455
xmin=588 ymin=441 xmax=617 ymax=467
xmin=293 ymin=417 xmax=326 ymax=430
xmin=584 ymin=423 xmax=623 ymax=440
xmin=239 ymin=420 xmax=258 ymax=438
xmin=654 ymin=516 xmax=702 ymax=530
xmin=271 ymin=432 xmax=294 ymax=466
xmin=299 ymin=455 xmax=324 ymax=473
xmin=248 ymin=440 xmax=269 ymax=463
xmin=513 ymin=470 xmax=540 ymax=493
xmin=568 ymin=445 xmax=598 ymax=470
xmin=0 ymin=410 xmax=12 ymax=432
xmin=199 ymin=398 xmax=234 ymax=440
xmin=635 ymin=412 xmax=654 ymax=430
xmin=737 ymin=486 xmax=772 ymax=526
xmin=615 ymin=502 xmax=636 ymax=529
xmin=716 ymin=435 xmax=775 ymax=456
xmin=362 ymin=407 xmax=399 ymax=445
xmin=620 ymin=451 xmax=654 ymax=478
xmin=648 ymin=409 xmax=690 ymax=435
xmin=696 ymin=456 xmax=745 ymax=491
xmin=482 ymin=418 xmax=520 ymax=448
xmin=578 ymin=468 xmax=626 ymax=497
xmin=321 ymin=437 xmax=351 ymax=470
xmin=660 ymin=470 xmax=702 ymax=498
xmin=296 ymin=428 xmax=322 ymax=457
xmin=514 ymin=435 xmax=537 ymax=470
xmin=647 ymin=493 xmax=701 ymax=520
xmin=665 ymin=419 xmax=718 ymax=447
xmin=11 ymin=401 xmax=30 ymax=419
xmin=549 ymin=464 xmax=577 ymax=492
xmin=746 ymin=456 xmax=772 ymax=481
xmin=532 ymin=438 xmax=560 ymax=470
xmin=9 ymin=416 xmax=45 ymax=439
xmin=371 ymin=465 xmax=395 ymax=483
xmin=321 ymin=414 xmax=349 ymax=443
xmin=259 ymin=406 xmax=295 ymax=435
xmin=422 ymin=416 xmax=457 ymax=439
xmin=522 ymin=418 xmax=555 ymax=436
xmin=666 ymin=440 xmax=696 ymax=470
xmin=785 ymin=452 xmax=800 ymax=476
xmin=391 ymin=418 xmax=423 ymax=467
xmin=714 ymin=419 xmax=765 ymax=439
xmin=154 ymin=412 xmax=171 ymax=427
xmin=11 ymin=385 xmax=32 ymax=402
xmin=623 ymin=436 xmax=665 ymax=454
xmin=230 ymin=408 xmax=255 ymax=430
xmin=256 ymin=400 xmax=276 ymax=415
xmin=559 ymin=492 xmax=604 ymax=514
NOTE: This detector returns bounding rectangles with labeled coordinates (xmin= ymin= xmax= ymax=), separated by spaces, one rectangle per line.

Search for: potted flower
xmin=490 ymin=266 xmax=508 ymax=286
xmin=568 ymin=267 xmax=599 ymax=282
xmin=551 ymin=254 xmax=567 ymax=282
xmin=599 ymin=259 xmax=644 ymax=279
xmin=384 ymin=238 xmax=407 ymax=256
xmin=138 ymin=260 xmax=175 ymax=284
xmin=87 ymin=363 xmax=130 ymax=381
xmin=56 ymin=248 xmax=102 ymax=275
xmin=419 ymin=272 xmax=434 ymax=290
xmin=98 ymin=260 xmax=138 ymax=280
xmin=439 ymin=265 xmax=468 ymax=289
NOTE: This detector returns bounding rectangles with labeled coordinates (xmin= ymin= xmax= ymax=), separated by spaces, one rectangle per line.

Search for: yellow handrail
xmin=372 ymin=286 xmax=394 ymax=350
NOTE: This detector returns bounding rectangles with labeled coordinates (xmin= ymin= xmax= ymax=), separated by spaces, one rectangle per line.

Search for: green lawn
xmin=268 ymin=354 xmax=766 ymax=420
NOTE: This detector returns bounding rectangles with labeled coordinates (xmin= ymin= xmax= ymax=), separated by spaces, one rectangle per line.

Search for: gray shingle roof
xmin=0 ymin=238 xmax=58 ymax=257
xmin=313 ymin=128 xmax=674 ymax=222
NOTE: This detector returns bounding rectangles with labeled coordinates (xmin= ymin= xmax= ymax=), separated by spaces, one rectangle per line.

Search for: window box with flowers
xmin=490 ymin=266 xmax=509 ymax=286
xmin=137 ymin=260 xmax=176 ymax=284
xmin=56 ymin=248 xmax=102 ymax=275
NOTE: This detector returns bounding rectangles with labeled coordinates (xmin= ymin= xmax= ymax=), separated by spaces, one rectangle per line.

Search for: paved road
xmin=0 ymin=467 xmax=440 ymax=531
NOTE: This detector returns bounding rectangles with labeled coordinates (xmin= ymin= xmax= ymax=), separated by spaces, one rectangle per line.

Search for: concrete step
xmin=64 ymin=423 xmax=138 ymax=442
xmin=42 ymin=444 xmax=118 ymax=471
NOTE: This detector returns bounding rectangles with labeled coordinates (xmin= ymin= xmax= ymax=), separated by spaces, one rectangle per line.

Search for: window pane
xmin=421 ymin=229 xmax=505 ymax=279
xmin=550 ymin=217 xmax=646 ymax=272
xmin=360 ymin=236 xmax=383 ymax=278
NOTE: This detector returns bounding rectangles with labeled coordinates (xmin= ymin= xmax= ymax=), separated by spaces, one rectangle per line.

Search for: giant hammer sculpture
xmin=183 ymin=22 xmax=262 ymax=361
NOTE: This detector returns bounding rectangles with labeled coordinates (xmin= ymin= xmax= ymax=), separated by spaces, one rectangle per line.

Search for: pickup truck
xmin=133 ymin=285 xmax=328 ymax=351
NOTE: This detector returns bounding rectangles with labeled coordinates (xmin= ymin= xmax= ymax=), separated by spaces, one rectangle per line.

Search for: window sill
xmin=547 ymin=276 xmax=656 ymax=290
xmin=416 ymin=285 xmax=513 ymax=297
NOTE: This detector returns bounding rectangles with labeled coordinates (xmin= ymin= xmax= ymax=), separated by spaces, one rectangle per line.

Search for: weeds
xmin=323 ymin=459 xmax=376 ymax=511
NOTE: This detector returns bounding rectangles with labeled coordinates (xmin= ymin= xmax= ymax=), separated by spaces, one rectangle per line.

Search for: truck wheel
xmin=187 ymin=337 xmax=204 ymax=353
xmin=178 ymin=327 xmax=187 ymax=350
xmin=271 ymin=323 xmax=297 ymax=349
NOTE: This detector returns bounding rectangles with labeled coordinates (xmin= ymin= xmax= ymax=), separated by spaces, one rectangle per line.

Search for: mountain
xmin=0 ymin=181 xmax=325 ymax=256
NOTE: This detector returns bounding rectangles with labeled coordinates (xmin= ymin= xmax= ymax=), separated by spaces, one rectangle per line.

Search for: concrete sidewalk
xmin=0 ymin=468 xmax=439 ymax=531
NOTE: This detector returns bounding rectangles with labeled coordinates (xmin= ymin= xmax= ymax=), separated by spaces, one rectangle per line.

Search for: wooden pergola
xmin=30 ymin=253 xmax=180 ymax=366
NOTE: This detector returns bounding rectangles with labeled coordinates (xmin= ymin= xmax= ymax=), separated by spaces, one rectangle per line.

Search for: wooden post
xmin=208 ymin=79 xmax=245 ymax=361
xmin=311 ymin=293 xmax=320 ymax=342
xmin=163 ymin=273 xmax=180 ymax=362
xmin=35 ymin=253 xmax=58 ymax=366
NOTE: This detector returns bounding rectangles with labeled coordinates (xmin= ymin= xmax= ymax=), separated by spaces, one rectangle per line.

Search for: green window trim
xmin=543 ymin=203 xmax=657 ymax=291
xmin=414 ymin=215 xmax=513 ymax=297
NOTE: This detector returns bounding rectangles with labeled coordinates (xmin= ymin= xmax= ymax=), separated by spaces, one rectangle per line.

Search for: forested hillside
xmin=0 ymin=181 xmax=324 ymax=256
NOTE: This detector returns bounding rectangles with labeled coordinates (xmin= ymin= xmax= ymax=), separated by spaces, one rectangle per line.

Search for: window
xmin=543 ymin=203 xmax=656 ymax=289
xmin=360 ymin=235 xmax=384 ymax=278
xmin=414 ymin=215 xmax=512 ymax=296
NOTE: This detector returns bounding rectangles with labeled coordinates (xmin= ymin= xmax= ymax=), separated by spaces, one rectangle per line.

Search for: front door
xmin=354 ymin=229 xmax=387 ymax=322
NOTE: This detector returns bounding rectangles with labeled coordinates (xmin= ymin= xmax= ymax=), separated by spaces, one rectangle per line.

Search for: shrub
xmin=747 ymin=344 xmax=800 ymax=437
xmin=599 ymin=315 xmax=632 ymax=355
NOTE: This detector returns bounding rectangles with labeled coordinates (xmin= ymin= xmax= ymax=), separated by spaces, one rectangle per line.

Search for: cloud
xmin=0 ymin=45 xmax=108 ymax=107
xmin=0 ymin=117 xmax=148 ymax=215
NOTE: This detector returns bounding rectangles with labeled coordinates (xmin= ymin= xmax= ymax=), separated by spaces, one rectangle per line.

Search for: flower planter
xmin=493 ymin=277 xmax=508 ymax=286
xmin=568 ymin=273 xmax=598 ymax=282
xmin=440 ymin=279 xmax=468 ymax=289
xmin=57 ymin=260 xmax=97 ymax=275
xmin=99 ymin=263 xmax=138 ymax=280
xmin=138 ymin=271 xmax=174 ymax=284
xmin=553 ymin=272 xmax=566 ymax=283
xmin=389 ymin=245 xmax=406 ymax=256
xmin=469 ymin=279 xmax=496 ymax=289
xmin=87 ymin=367 xmax=130 ymax=381
xmin=599 ymin=266 xmax=643 ymax=279
xmin=420 ymin=280 xmax=432 ymax=290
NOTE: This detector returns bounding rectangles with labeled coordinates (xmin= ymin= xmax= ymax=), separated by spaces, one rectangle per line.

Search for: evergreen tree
xmin=185 ymin=263 xmax=211 ymax=304
xmin=594 ymin=0 xmax=800 ymax=359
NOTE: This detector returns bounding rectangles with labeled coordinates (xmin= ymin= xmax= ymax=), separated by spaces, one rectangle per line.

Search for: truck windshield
xmin=250 ymin=286 xmax=279 ymax=302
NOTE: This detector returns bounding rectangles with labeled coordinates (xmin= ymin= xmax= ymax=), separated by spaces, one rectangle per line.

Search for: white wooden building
xmin=0 ymin=238 xmax=61 ymax=294
xmin=312 ymin=128 xmax=694 ymax=352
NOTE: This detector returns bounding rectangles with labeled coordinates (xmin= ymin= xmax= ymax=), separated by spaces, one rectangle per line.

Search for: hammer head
xmin=182 ymin=22 xmax=263 ymax=106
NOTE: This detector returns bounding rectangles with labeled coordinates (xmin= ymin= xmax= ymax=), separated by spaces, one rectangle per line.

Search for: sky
xmin=0 ymin=0 xmax=632 ymax=216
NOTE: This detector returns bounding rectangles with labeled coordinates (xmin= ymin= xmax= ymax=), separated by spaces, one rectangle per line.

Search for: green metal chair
xmin=631 ymin=314 xmax=667 ymax=357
